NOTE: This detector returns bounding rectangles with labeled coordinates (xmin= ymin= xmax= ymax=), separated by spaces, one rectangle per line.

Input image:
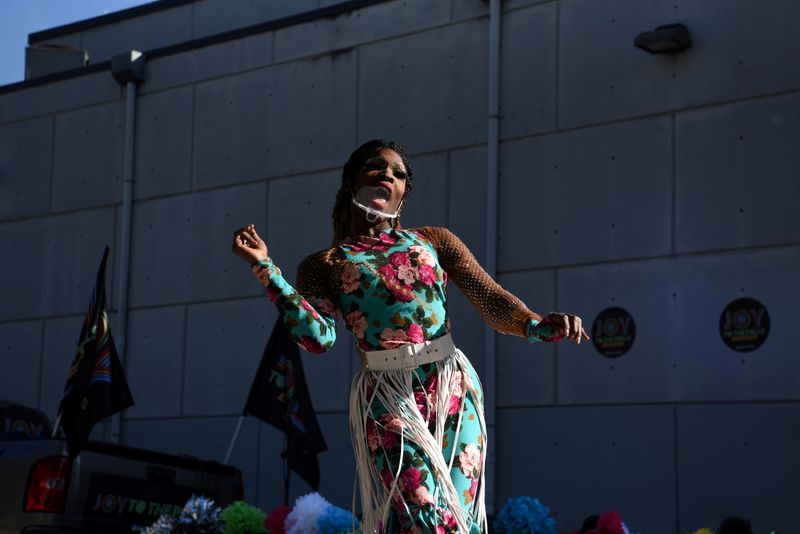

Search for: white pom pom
xmin=285 ymin=492 xmax=331 ymax=534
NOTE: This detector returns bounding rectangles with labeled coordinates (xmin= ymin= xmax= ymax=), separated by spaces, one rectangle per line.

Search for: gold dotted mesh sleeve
xmin=419 ymin=226 xmax=540 ymax=337
xmin=295 ymin=248 xmax=341 ymax=317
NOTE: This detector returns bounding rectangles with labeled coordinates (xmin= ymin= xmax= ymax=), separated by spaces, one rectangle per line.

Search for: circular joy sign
xmin=719 ymin=297 xmax=770 ymax=352
xmin=592 ymin=307 xmax=636 ymax=358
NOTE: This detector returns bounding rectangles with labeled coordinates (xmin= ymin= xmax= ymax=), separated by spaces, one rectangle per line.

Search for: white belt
xmin=361 ymin=333 xmax=456 ymax=371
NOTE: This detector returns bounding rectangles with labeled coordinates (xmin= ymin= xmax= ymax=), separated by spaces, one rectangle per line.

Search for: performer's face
xmin=353 ymin=148 xmax=408 ymax=214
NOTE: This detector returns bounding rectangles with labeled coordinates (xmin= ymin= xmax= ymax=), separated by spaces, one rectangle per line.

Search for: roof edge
xmin=3 ymin=0 xmax=388 ymax=95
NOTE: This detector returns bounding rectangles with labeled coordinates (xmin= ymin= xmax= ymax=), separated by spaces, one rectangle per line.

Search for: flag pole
xmin=223 ymin=415 xmax=245 ymax=465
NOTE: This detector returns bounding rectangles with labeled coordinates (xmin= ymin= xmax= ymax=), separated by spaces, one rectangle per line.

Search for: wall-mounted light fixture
xmin=111 ymin=50 xmax=146 ymax=84
xmin=634 ymin=23 xmax=692 ymax=54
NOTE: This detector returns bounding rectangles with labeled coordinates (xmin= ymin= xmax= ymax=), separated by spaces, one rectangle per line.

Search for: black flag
xmin=57 ymin=247 xmax=133 ymax=456
xmin=245 ymin=318 xmax=327 ymax=490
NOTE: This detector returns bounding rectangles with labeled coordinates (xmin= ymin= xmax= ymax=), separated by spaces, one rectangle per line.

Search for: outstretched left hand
xmin=547 ymin=312 xmax=590 ymax=344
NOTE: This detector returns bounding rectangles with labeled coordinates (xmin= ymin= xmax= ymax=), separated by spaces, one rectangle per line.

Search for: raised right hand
xmin=231 ymin=224 xmax=268 ymax=265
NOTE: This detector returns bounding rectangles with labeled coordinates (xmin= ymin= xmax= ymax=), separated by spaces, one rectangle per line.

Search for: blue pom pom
xmin=494 ymin=496 xmax=556 ymax=534
xmin=316 ymin=505 xmax=360 ymax=534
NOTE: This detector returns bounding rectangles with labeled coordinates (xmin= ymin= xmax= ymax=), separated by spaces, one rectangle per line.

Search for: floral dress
xmin=252 ymin=227 xmax=562 ymax=533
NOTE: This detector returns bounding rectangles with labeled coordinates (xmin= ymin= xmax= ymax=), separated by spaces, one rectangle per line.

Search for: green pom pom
xmin=221 ymin=501 xmax=267 ymax=534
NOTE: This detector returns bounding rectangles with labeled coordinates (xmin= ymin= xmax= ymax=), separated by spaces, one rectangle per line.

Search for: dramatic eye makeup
xmin=363 ymin=156 xmax=386 ymax=170
xmin=362 ymin=156 xmax=407 ymax=180
xmin=391 ymin=164 xmax=408 ymax=181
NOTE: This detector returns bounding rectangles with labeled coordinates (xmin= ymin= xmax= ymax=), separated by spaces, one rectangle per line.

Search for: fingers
xmin=551 ymin=312 xmax=589 ymax=344
xmin=249 ymin=224 xmax=262 ymax=243
xmin=232 ymin=227 xmax=258 ymax=247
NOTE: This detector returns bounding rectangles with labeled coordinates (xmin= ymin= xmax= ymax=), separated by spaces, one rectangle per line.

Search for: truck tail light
xmin=23 ymin=455 xmax=72 ymax=513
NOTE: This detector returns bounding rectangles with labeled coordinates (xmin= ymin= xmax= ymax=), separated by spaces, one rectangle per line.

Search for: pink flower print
xmin=341 ymin=263 xmax=362 ymax=293
xmin=450 ymin=370 xmax=464 ymax=398
xmin=415 ymin=390 xmax=430 ymax=421
xmin=342 ymin=240 xmax=370 ymax=253
xmin=442 ymin=509 xmax=457 ymax=529
xmin=418 ymin=264 xmax=436 ymax=286
xmin=399 ymin=466 xmax=422 ymax=491
xmin=388 ymin=282 xmax=415 ymax=302
xmin=469 ymin=478 xmax=478 ymax=499
xmin=308 ymin=296 xmax=336 ymax=317
xmin=346 ymin=311 xmax=368 ymax=339
xmin=357 ymin=338 xmax=372 ymax=352
xmin=380 ymin=413 xmax=405 ymax=431
xmin=379 ymin=327 xmax=410 ymax=349
xmin=300 ymin=299 xmax=320 ymax=320
xmin=424 ymin=374 xmax=437 ymax=394
xmin=389 ymin=251 xmax=411 ymax=267
xmin=447 ymin=394 xmax=461 ymax=416
xmin=380 ymin=467 xmax=394 ymax=490
xmin=378 ymin=263 xmax=397 ymax=280
xmin=406 ymin=323 xmax=424 ymax=344
xmin=409 ymin=245 xmax=435 ymax=267
xmin=366 ymin=420 xmax=380 ymax=453
xmin=459 ymin=442 xmax=481 ymax=478
xmin=379 ymin=232 xmax=397 ymax=246
xmin=397 ymin=264 xmax=418 ymax=285
xmin=413 ymin=485 xmax=435 ymax=506
xmin=381 ymin=428 xmax=399 ymax=450
xmin=264 ymin=286 xmax=279 ymax=303
xmin=296 ymin=336 xmax=324 ymax=354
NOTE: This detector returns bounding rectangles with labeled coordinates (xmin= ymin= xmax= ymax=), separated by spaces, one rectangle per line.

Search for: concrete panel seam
xmin=122 ymin=409 xmax=350 ymax=423
xmin=37 ymin=320 xmax=45 ymax=410
xmin=498 ymin=85 xmax=800 ymax=144
xmin=0 ymin=206 xmax=120 ymax=231
xmin=497 ymin=240 xmax=800 ymax=274
xmin=673 ymin=405 xmax=680 ymax=532
xmin=274 ymin=18 xmax=458 ymax=66
xmin=562 ymin=85 xmax=800 ymax=132
xmin=180 ymin=304 xmax=188 ymax=416
xmin=554 ymin=0 xmax=561 ymax=130
xmin=444 ymin=150 xmax=451 ymax=224
xmin=189 ymin=84 xmax=197 ymax=191
xmin=554 ymin=268 xmax=559 ymax=405
xmin=48 ymin=115 xmax=57 ymax=213
xmin=0 ymin=93 xmax=124 ymax=126
xmin=498 ymin=399 xmax=800 ymax=410
xmin=189 ymin=2 xmax=196 ymax=40
xmin=354 ymin=46 xmax=361 ymax=145
xmin=671 ymin=114 xmax=676 ymax=255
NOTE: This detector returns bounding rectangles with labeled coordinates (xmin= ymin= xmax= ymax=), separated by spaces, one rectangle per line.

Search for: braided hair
xmin=331 ymin=139 xmax=414 ymax=244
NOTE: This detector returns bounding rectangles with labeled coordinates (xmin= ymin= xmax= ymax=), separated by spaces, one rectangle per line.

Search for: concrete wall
xmin=2 ymin=0 xmax=799 ymax=532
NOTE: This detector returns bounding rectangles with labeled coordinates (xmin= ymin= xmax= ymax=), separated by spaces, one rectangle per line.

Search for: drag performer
xmin=232 ymin=139 xmax=589 ymax=533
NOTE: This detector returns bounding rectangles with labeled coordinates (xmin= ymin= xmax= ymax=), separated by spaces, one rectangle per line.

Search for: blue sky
xmin=0 ymin=0 xmax=151 ymax=87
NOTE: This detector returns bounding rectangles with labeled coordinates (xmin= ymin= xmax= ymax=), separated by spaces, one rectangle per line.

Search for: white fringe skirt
xmin=349 ymin=347 xmax=487 ymax=533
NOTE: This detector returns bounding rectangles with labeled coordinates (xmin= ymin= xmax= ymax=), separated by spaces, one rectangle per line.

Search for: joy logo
xmin=91 ymin=493 xmax=182 ymax=516
xmin=92 ymin=493 xmax=130 ymax=515
xmin=3 ymin=419 xmax=45 ymax=437
xmin=592 ymin=307 xmax=636 ymax=358
xmin=719 ymin=297 xmax=770 ymax=352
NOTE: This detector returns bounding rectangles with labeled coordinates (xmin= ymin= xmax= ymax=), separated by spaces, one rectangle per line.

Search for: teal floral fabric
xmin=252 ymin=227 xmax=562 ymax=353
xmin=251 ymin=226 xmax=562 ymax=533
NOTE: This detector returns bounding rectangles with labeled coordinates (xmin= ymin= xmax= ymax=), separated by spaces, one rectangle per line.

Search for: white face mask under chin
xmin=352 ymin=186 xmax=401 ymax=223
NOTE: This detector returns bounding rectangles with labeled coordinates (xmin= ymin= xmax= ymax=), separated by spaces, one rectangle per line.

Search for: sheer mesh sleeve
xmin=295 ymin=248 xmax=341 ymax=319
xmin=418 ymin=226 xmax=543 ymax=339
